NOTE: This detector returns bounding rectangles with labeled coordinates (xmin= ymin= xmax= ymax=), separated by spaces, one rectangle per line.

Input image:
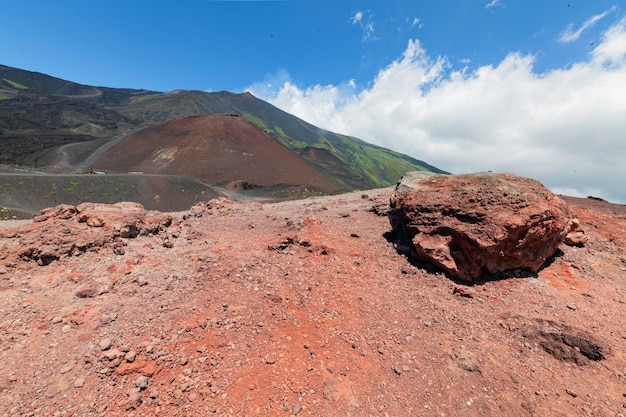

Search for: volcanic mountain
xmin=86 ymin=114 xmax=344 ymax=195
xmin=0 ymin=64 xmax=446 ymax=215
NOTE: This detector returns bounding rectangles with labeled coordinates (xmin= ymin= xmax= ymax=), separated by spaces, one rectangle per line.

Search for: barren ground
xmin=0 ymin=189 xmax=625 ymax=417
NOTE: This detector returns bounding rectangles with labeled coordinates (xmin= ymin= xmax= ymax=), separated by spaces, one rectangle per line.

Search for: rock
xmin=99 ymin=338 xmax=113 ymax=351
xmin=76 ymin=202 xmax=172 ymax=237
xmin=126 ymin=391 xmax=142 ymax=410
xmin=521 ymin=318 xmax=611 ymax=365
xmin=34 ymin=204 xmax=77 ymax=222
xmin=391 ymin=172 xmax=574 ymax=282
xmin=135 ymin=375 xmax=150 ymax=390
xmin=323 ymin=378 xmax=340 ymax=401
xmin=124 ymin=351 xmax=137 ymax=362
xmin=75 ymin=284 xmax=99 ymax=298
xmin=564 ymin=231 xmax=587 ymax=246
xmin=59 ymin=363 xmax=74 ymax=374
xmin=4 ymin=201 xmax=172 ymax=266
xmin=564 ymin=219 xmax=587 ymax=246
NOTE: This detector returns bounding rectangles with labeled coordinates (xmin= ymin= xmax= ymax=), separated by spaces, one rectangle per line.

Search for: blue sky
xmin=2 ymin=0 xmax=621 ymax=91
xmin=3 ymin=1 xmax=626 ymax=202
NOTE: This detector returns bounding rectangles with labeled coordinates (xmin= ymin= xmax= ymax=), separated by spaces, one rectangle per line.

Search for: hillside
xmin=84 ymin=114 xmax=344 ymax=195
xmin=0 ymin=64 xmax=445 ymax=206
xmin=0 ymin=189 xmax=625 ymax=416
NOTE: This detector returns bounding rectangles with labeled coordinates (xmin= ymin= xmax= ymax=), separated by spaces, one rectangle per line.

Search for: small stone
xmin=323 ymin=378 xmax=340 ymax=401
xmin=61 ymin=325 xmax=72 ymax=333
xmin=99 ymin=313 xmax=118 ymax=325
xmin=565 ymin=388 xmax=578 ymax=398
xmin=197 ymin=345 xmax=207 ymax=353
xmin=566 ymin=304 xmax=578 ymax=311
xmin=73 ymin=377 xmax=85 ymax=388
xmin=51 ymin=316 xmax=63 ymax=324
xmin=263 ymin=354 xmax=276 ymax=365
xmin=424 ymin=321 xmax=432 ymax=327
xmin=393 ymin=366 xmax=403 ymax=375
xmin=75 ymin=285 xmax=99 ymax=298
xmin=292 ymin=403 xmax=303 ymax=415
xmin=126 ymin=391 xmax=142 ymax=410
xmin=104 ymin=349 xmax=121 ymax=360
xmin=188 ymin=392 xmax=197 ymax=402
xmin=59 ymin=363 xmax=74 ymax=374
xmin=99 ymin=338 xmax=113 ymax=351
xmin=125 ymin=350 xmax=137 ymax=362
xmin=135 ymin=375 xmax=150 ymax=390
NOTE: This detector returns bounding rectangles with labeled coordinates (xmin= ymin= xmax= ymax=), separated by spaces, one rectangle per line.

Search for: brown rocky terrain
xmin=85 ymin=114 xmax=344 ymax=194
xmin=0 ymin=183 xmax=625 ymax=417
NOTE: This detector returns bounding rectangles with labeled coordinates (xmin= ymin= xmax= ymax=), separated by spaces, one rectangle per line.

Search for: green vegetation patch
xmin=71 ymin=124 xmax=103 ymax=135
xmin=243 ymin=113 xmax=269 ymax=131
xmin=0 ymin=93 xmax=12 ymax=100
xmin=3 ymin=78 xmax=29 ymax=90
xmin=129 ymin=93 xmax=164 ymax=105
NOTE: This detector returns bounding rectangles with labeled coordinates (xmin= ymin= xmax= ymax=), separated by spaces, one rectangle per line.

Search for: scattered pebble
xmin=135 ymin=375 xmax=150 ymax=390
xmin=125 ymin=350 xmax=137 ymax=362
xmin=99 ymin=338 xmax=113 ymax=351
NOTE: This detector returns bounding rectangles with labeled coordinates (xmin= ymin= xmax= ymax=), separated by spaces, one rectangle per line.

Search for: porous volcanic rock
xmin=391 ymin=172 xmax=574 ymax=282
xmin=0 ymin=201 xmax=172 ymax=265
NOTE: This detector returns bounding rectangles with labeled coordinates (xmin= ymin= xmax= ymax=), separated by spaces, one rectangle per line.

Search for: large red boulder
xmin=391 ymin=172 xmax=574 ymax=282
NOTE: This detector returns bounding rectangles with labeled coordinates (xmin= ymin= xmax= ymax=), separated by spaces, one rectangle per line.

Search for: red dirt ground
xmin=0 ymin=190 xmax=625 ymax=416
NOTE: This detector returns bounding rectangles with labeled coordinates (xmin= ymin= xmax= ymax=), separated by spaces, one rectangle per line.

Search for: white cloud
xmin=248 ymin=19 xmax=626 ymax=204
xmin=410 ymin=17 xmax=422 ymax=29
xmin=485 ymin=0 xmax=503 ymax=10
xmin=559 ymin=6 xmax=616 ymax=42
xmin=592 ymin=17 xmax=626 ymax=64
xmin=350 ymin=11 xmax=363 ymax=24
xmin=350 ymin=10 xmax=377 ymax=41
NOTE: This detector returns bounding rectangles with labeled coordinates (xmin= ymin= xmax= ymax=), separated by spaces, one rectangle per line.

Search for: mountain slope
xmin=87 ymin=114 xmax=344 ymax=194
xmin=118 ymin=90 xmax=447 ymax=189
xmin=1 ymin=64 xmax=447 ymax=206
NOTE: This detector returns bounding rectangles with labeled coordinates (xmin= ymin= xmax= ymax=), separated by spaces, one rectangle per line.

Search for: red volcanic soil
xmin=0 ymin=192 xmax=625 ymax=416
xmin=88 ymin=114 xmax=344 ymax=193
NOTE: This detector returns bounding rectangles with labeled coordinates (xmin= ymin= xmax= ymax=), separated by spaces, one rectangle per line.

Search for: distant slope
xmin=86 ymin=114 xmax=344 ymax=194
xmin=1 ymin=64 xmax=447 ymax=194
xmin=117 ymin=90 xmax=447 ymax=189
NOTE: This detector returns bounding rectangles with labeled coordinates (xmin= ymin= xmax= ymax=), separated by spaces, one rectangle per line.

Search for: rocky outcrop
xmin=391 ymin=172 xmax=575 ymax=282
xmin=0 ymin=202 xmax=172 ymax=265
